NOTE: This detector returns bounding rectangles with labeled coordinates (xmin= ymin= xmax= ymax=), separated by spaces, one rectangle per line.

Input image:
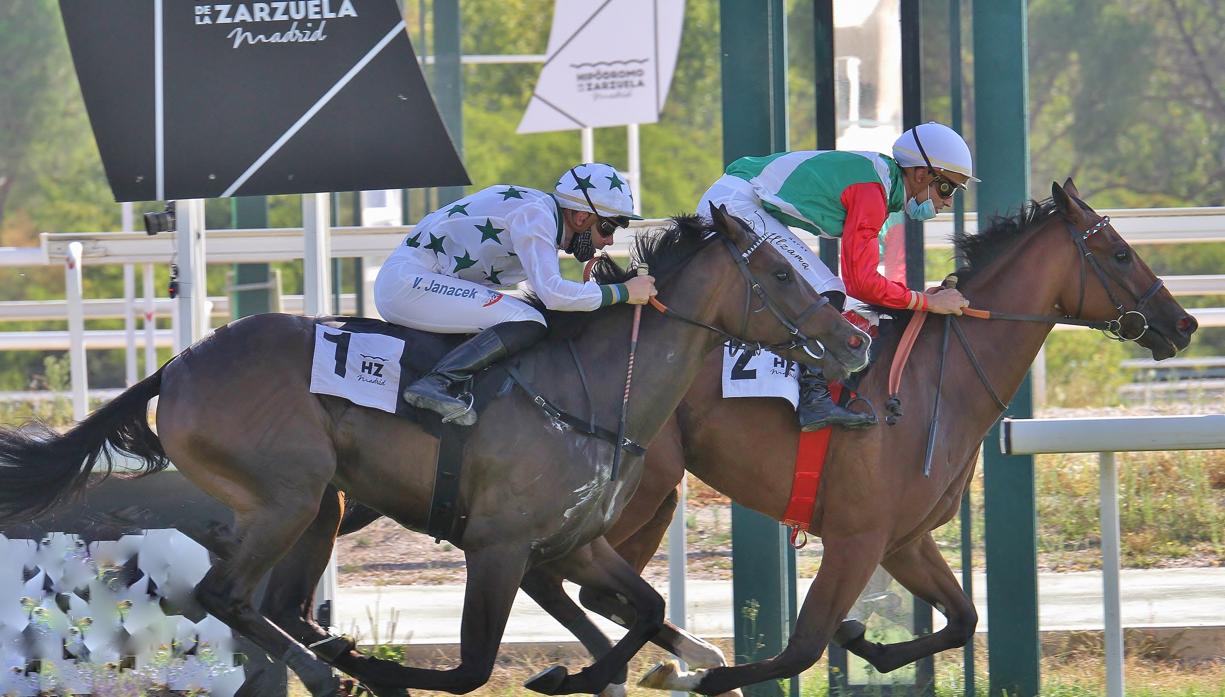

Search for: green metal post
xmin=973 ymin=2 xmax=1037 ymax=695
xmin=230 ymin=197 xmax=270 ymax=318
xmin=813 ymin=0 xmax=838 ymax=272
xmin=721 ymin=2 xmax=790 ymax=695
xmin=433 ymin=0 xmax=463 ymax=206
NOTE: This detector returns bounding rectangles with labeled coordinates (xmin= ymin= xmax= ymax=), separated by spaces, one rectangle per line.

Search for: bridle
xmin=1065 ymin=215 xmax=1164 ymax=342
xmin=645 ymin=231 xmax=842 ymax=361
xmin=960 ymin=215 xmax=1164 ymax=342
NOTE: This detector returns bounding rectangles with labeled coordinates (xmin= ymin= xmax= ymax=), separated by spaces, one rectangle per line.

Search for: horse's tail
xmin=0 ymin=367 xmax=168 ymax=523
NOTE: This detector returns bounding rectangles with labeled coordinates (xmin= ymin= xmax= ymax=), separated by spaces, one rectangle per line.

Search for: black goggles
xmin=569 ymin=166 xmax=631 ymax=240
xmin=910 ymin=125 xmax=967 ymax=200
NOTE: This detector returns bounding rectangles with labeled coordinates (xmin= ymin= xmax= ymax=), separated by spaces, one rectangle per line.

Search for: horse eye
xmin=774 ymin=270 xmax=791 ymax=282
xmin=1114 ymin=250 xmax=1131 ymax=263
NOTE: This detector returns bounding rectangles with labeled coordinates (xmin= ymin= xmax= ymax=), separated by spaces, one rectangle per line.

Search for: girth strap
xmin=503 ymin=363 xmax=647 ymax=457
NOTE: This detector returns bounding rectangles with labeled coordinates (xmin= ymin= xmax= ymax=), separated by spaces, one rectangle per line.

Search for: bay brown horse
xmin=0 ymin=209 xmax=870 ymax=696
xmin=259 ymin=179 xmax=1196 ymax=694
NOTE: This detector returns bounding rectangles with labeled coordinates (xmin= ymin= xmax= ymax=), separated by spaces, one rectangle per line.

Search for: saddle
xmin=312 ymin=317 xmax=642 ymax=544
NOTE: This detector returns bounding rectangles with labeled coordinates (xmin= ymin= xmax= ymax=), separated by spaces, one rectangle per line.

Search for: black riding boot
xmin=797 ymin=365 xmax=876 ymax=432
xmin=403 ymin=321 xmax=547 ymax=426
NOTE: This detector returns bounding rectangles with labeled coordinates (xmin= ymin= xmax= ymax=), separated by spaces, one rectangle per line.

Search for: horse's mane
xmin=867 ymin=198 xmax=1063 ymax=380
xmin=527 ymin=214 xmax=719 ymax=340
xmin=950 ymin=197 xmax=1061 ymax=284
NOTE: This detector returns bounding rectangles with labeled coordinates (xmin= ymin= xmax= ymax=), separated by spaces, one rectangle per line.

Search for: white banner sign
xmin=518 ymin=0 xmax=685 ymax=133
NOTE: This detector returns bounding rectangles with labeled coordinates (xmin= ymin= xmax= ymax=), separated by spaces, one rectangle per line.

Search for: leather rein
xmin=643 ymin=233 xmax=834 ymax=360
xmin=889 ymin=215 xmax=1166 ymax=477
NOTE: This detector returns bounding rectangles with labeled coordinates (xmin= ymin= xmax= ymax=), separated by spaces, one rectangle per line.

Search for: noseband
xmin=647 ymin=232 xmax=837 ymax=360
xmin=1068 ymin=216 xmax=1164 ymax=342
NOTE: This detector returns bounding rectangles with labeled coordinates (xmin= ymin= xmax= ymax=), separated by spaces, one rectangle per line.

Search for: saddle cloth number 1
xmin=309 ymin=325 xmax=406 ymax=414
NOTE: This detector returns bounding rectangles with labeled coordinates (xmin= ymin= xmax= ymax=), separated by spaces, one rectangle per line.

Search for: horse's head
xmin=1050 ymin=178 xmax=1197 ymax=359
xmin=706 ymin=204 xmax=871 ymax=378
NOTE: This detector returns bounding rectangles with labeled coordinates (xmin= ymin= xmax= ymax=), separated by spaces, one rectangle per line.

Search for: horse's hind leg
xmin=191 ymin=480 xmax=341 ymax=696
xmin=520 ymin=569 xmax=625 ymax=693
xmin=524 ymin=537 xmax=664 ymax=696
xmin=580 ymin=486 xmax=730 ymax=671
xmin=836 ymin=532 xmax=977 ymax=673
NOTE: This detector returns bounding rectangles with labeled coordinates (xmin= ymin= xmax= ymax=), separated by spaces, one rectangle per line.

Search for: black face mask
xmin=567 ymin=229 xmax=596 ymax=262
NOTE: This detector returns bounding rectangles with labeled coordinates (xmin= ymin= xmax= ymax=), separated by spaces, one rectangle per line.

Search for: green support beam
xmin=433 ymin=0 xmax=464 ymax=206
xmin=720 ymin=2 xmax=791 ymax=695
xmin=230 ymin=197 xmax=271 ymax=318
xmin=972 ymin=2 xmax=1037 ymax=695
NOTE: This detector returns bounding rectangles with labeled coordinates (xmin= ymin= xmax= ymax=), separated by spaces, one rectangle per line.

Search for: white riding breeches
xmin=373 ymin=258 xmax=546 ymax=334
xmin=698 ymin=175 xmax=847 ymax=297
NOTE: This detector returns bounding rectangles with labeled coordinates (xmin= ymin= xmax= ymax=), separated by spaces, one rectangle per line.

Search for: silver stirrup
xmin=440 ymin=392 xmax=475 ymax=424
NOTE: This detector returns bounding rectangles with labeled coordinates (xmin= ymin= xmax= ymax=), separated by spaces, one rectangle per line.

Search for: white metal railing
xmin=1000 ymin=415 xmax=1225 ymax=697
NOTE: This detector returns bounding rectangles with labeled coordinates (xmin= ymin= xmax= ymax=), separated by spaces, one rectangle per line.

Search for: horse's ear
xmin=1062 ymin=177 xmax=1082 ymax=200
xmin=1052 ymin=181 xmax=1080 ymax=221
xmin=708 ymin=202 xmax=750 ymax=244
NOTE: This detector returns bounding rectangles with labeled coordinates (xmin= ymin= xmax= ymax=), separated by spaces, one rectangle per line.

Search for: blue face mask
xmin=905 ymin=195 xmax=937 ymax=221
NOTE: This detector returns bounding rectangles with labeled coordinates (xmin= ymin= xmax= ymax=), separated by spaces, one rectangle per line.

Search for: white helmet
xmin=892 ymin=122 xmax=979 ymax=182
xmin=555 ymin=163 xmax=643 ymax=220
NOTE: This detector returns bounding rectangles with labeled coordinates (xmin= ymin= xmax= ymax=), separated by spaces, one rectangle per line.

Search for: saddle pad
xmin=309 ymin=324 xmax=406 ymax=414
xmin=721 ymin=343 xmax=800 ymax=409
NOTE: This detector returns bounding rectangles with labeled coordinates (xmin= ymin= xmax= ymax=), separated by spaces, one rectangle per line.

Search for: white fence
xmin=1001 ymin=415 xmax=1225 ymax=697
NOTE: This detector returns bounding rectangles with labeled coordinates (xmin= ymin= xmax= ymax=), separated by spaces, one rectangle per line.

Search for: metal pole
xmin=721 ymin=2 xmax=790 ymax=694
xmin=813 ymin=0 xmax=838 ymax=271
xmin=974 ymin=1 xmax=1037 ymax=694
xmin=627 ymin=124 xmax=642 ymax=215
xmin=901 ymin=0 xmax=925 ymax=292
xmin=669 ymin=475 xmax=688 ymax=697
xmin=949 ymin=2 xmax=974 ymax=692
xmin=433 ymin=0 xmax=464 ymax=206
xmin=1099 ymin=451 xmax=1124 ymax=697
xmin=175 ymin=199 xmax=208 ymax=348
xmin=143 ymin=264 xmax=157 ymax=375
xmin=123 ymin=264 xmax=137 ymax=386
xmin=65 ymin=242 xmax=88 ymax=421
xmin=121 ymin=203 xmax=137 ymax=386
xmin=302 ymin=193 xmax=332 ymax=316
xmin=582 ymin=127 xmax=595 ymax=163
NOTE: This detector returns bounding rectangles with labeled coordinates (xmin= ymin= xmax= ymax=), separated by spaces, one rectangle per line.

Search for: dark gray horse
xmin=0 ymin=208 xmax=870 ymax=696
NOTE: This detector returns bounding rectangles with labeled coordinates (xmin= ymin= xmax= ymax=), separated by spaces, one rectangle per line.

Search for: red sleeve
xmin=838 ymin=182 xmax=927 ymax=311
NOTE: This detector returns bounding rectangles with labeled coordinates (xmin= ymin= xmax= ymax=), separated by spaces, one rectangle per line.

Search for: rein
xmin=887 ymin=214 xmax=1165 ymax=477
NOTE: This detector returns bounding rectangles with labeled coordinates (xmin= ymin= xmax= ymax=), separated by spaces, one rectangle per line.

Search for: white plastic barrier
xmin=1001 ymin=415 xmax=1225 ymax=697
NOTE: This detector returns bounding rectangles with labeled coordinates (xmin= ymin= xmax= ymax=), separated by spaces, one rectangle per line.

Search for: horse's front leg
xmin=836 ymin=532 xmax=977 ymax=673
xmin=640 ymin=532 xmax=887 ymax=695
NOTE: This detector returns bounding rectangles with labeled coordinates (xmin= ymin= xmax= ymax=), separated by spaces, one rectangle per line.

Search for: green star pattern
xmin=572 ymin=174 xmax=595 ymax=192
xmin=499 ymin=187 xmax=524 ymax=200
xmin=424 ymin=233 xmax=446 ymax=254
xmin=606 ymin=172 xmax=625 ymax=191
xmin=452 ymin=251 xmax=477 ymax=272
xmin=445 ymin=202 xmax=469 ymax=217
xmin=405 ymin=232 xmax=422 ymax=248
xmin=475 ymin=218 xmax=505 ymax=244
xmin=485 ymin=267 xmax=503 ymax=285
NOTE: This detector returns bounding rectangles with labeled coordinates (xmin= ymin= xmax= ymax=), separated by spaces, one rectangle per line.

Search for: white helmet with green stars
xmin=554 ymin=163 xmax=643 ymax=221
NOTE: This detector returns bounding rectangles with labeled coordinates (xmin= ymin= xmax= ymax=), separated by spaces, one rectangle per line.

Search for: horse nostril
xmin=848 ymin=334 xmax=864 ymax=349
xmin=1177 ymin=315 xmax=1197 ymax=335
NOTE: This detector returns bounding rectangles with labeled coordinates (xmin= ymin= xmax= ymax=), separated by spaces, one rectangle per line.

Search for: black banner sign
xmin=60 ymin=0 xmax=469 ymax=202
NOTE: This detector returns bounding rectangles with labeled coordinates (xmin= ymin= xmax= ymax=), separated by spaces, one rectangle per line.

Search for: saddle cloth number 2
xmin=309 ymin=326 xmax=406 ymax=414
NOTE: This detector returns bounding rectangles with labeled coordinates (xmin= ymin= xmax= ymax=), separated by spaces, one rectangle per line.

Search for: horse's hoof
xmin=524 ymin=665 xmax=568 ymax=694
xmin=308 ymin=674 xmax=343 ymax=697
xmin=833 ymin=619 xmax=868 ymax=647
xmin=598 ymin=682 xmax=627 ymax=697
xmin=638 ymin=660 xmax=680 ymax=690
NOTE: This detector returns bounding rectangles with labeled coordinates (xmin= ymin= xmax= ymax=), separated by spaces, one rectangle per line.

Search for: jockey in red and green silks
xmin=697 ymin=122 xmax=978 ymax=432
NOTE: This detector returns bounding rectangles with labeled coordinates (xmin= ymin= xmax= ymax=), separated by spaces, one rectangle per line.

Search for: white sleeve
xmin=508 ymin=202 xmax=608 ymax=311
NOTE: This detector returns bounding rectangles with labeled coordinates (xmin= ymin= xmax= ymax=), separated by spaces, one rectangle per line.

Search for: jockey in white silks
xmin=697 ymin=122 xmax=977 ymax=431
xmin=374 ymin=163 xmax=656 ymax=426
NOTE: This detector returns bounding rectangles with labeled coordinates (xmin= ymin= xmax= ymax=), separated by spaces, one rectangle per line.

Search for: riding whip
xmin=611 ymin=264 xmax=648 ymax=481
